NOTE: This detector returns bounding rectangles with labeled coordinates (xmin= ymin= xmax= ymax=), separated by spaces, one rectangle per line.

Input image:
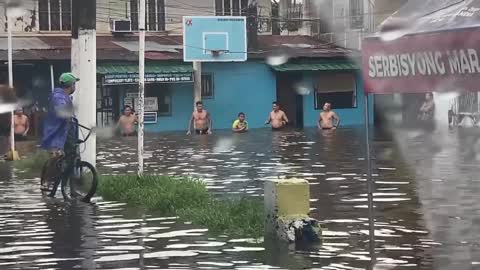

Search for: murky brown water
xmin=1 ymin=127 xmax=479 ymax=269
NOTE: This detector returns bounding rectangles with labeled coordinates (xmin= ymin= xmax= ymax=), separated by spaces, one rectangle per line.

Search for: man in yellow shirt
xmin=232 ymin=112 xmax=248 ymax=133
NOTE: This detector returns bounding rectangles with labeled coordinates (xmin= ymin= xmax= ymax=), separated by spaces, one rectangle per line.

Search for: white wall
xmin=165 ymin=0 xmax=213 ymax=34
xmin=1 ymin=0 xmax=271 ymax=35
xmin=0 ymin=0 xmax=38 ymax=34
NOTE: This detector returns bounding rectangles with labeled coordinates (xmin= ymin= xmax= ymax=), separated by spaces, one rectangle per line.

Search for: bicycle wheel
xmin=40 ymin=159 xmax=62 ymax=197
xmin=61 ymin=161 xmax=98 ymax=203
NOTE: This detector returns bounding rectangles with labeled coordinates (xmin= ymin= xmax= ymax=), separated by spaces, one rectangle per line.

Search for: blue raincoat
xmin=41 ymin=88 xmax=74 ymax=151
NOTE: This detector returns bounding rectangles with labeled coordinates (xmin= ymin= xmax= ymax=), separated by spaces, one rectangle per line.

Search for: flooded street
xmin=1 ymin=127 xmax=479 ymax=269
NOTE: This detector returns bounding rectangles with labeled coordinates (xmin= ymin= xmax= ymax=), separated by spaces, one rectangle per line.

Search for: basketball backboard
xmin=183 ymin=16 xmax=247 ymax=62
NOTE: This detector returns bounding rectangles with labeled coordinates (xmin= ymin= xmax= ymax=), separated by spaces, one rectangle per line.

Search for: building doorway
xmin=276 ymin=73 xmax=304 ymax=129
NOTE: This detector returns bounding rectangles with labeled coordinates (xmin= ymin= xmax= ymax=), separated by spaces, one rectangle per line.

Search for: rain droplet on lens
xmin=378 ymin=18 xmax=410 ymax=42
xmin=0 ymin=103 xmax=17 ymax=114
xmin=6 ymin=0 xmax=27 ymax=18
xmin=266 ymin=54 xmax=289 ymax=66
xmin=0 ymin=85 xmax=18 ymax=113
xmin=213 ymin=138 xmax=234 ymax=153
xmin=55 ymin=106 xmax=74 ymax=119
xmin=93 ymin=125 xmax=116 ymax=139
xmin=294 ymin=81 xmax=312 ymax=96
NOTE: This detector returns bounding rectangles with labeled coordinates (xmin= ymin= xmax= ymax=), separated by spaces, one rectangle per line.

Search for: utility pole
xmin=247 ymin=1 xmax=258 ymax=50
xmin=138 ymin=0 xmax=146 ymax=176
xmin=7 ymin=10 xmax=18 ymax=161
xmin=71 ymin=0 xmax=97 ymax=166
xmin=193 ymin=62 xmax=202 ymax=107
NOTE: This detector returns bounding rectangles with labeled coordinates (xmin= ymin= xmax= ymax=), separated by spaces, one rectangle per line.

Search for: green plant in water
xmin=98 ymin=174 xmax=264 ymax=238
xmin=13 ymin=150 xmax=49 ymax=172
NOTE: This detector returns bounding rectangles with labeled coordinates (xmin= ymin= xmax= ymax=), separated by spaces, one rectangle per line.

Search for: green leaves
xmin=98 ymin=175 xmax=264 ymax=238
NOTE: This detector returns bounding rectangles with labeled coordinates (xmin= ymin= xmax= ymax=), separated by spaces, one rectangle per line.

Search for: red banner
xmin=362 ymin=27 xmax=480 ymax=94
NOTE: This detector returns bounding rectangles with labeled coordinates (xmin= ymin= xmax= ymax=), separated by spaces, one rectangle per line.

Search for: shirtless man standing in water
xmin=265 ymin=101 xmax=289 ymax=130
xmin=14 ymin=108 xmax=29 ymax=140
xmin=187 ymin=101 xmax=212 ymax=135
xmin=318 ymin=102 xmax=340 ymax=130
xmin=117 ymin=105 xmax=138 ymax=136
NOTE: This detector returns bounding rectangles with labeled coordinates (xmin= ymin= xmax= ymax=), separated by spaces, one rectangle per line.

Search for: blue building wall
xmin=144 ymin=83 xmax=194 ymax=132
xmin=302 ymin=71 xmax=374 ymax=127
xmin=122 ymin=61 xmax=371 ymax=132
xmin=144 ymin=62 xmax=276 ymax=132
xmin=202 ymin=62 xmax=276 ymax=130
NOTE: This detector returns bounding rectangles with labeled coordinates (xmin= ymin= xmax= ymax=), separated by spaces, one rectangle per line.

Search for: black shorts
xmin=14 ymin=134 xmax=27 ymax=141
xmin=195 ymin=129 xmax=209 ymax=135
xmin=122 ymin=131 xmax=137 ymax=137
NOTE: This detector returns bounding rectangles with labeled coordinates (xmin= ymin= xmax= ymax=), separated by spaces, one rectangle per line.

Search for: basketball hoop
xmin=210 ymin=50 xmax=227 ymax=58
xmin=183 ymin=16 xmax=247 ymax=62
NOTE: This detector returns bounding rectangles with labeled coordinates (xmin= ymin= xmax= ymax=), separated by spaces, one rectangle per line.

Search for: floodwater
xmin=1 ymin=127 xmax=479 ymax=269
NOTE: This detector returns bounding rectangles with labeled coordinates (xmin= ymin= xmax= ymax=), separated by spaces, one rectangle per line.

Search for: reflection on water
xmin=0 ymin=127 xmax=478 ymax=269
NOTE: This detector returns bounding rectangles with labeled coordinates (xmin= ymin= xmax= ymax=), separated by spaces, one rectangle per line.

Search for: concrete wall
xmin=0 ymin=0 xmax=37 ymax=33
xmin=0 ymin=0 xmax=272 ymax=35
xmin=144 ymin=82 xmax=194 ymax=132
xmin=142 ymin=61 xmax=277 ymax=132
xmin=279 ymin=0 xmax=408 ymax=50
xmin=374 ymin=0 xmax=408 ymax=27
xmin=302 ymin=71 xmax=374 ymax=127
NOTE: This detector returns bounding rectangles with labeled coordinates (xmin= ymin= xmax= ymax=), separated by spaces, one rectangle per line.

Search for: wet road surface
xmin=1 ymin=127 xmax=479 ymax=269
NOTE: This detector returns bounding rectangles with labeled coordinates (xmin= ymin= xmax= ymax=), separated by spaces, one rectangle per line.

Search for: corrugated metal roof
xmin=97 ymin=62 xmax=193 ymax=74
xmin=272 ymin=62 xmax=358 ymax=72
xmin=0 ymin=35 xmax=357 ymax=61
xmin=0 ymin=37 xmax=51 ymax=50
xmin=112 ymin=41 xmax=182 ymax=52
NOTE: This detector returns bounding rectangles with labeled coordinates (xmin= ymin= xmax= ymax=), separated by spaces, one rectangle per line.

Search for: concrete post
xmin=264 ymin=179 xmax=321 ymax=244
xmin=7 ymin=14 xmax=19 ymax=161
xmin=50 ymin=64 xmax=55 ymax=91
xmin=193 ymin=61 xmax=202 ymax=106
xmin=138 ymin=0 xmax=146 ymax=176
xmin=71 ymin=0 xmax=96 ymax=167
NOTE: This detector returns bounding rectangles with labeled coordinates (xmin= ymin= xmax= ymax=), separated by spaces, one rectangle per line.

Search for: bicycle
xmin=40 ymin=118 xmax=98 ymax=203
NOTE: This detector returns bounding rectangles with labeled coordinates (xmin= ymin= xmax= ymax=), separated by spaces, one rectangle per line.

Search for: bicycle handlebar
xmin=72 ymin=118 xmax=93 ymax=144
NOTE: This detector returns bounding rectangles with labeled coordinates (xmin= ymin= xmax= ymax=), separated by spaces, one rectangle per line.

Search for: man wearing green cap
xmin=41 ymin=72 xmax=79 ymax=159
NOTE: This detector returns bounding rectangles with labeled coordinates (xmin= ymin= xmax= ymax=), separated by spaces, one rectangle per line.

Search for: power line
xmin=12 ymin=3 xmax=401 ymax=22
xmin=1 ymin=2 xmax=402 ymax=35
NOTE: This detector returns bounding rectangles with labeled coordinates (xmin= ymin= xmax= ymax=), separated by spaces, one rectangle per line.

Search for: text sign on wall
xmin=124 ymin=97 xmax=158 ymax=112
xmin=362 ymin=28 xmax=480 ymax=94
xmin=104 ymin=73 xmax=193 ymax=85
xmin=144 ymin=112 xmax=158 ymax=124
xmin=135 ymin=97 xmax=158 ymax=111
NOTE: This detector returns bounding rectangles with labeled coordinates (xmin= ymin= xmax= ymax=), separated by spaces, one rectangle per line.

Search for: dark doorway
xmin=276 ymin=73 xmax=304 ymax=129
xmin=295 ymin=94 xmax=304 ymax=128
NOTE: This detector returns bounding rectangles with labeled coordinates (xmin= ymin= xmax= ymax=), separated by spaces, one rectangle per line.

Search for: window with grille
xmin=146 ymin=85 xmax=172 ymax=116
xmin=349 ymin=0 xmax=364 ymax=29
xmin=215 ymin=0 xmax=249 ymax=16
xmin=285 ymin=0 xmax=303 ymax=31
xmin=131 ymin=0 xmax=165 ymax=31
xmin=201 ymin=74 xmax=214 ymax=99
xmin=314 ymin=72 xmax=357 ymax=109
xmin=39 ymin=0 xmax=72 ymax=31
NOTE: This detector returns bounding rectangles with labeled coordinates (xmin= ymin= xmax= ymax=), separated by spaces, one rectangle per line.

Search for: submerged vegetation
xmin=13 ymin=150 xmax=49 ymax=172
xmin=98 ymin=175 xmax=264 ymax=237
xmin=12 ymin=152 xmax=265 ymax=237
